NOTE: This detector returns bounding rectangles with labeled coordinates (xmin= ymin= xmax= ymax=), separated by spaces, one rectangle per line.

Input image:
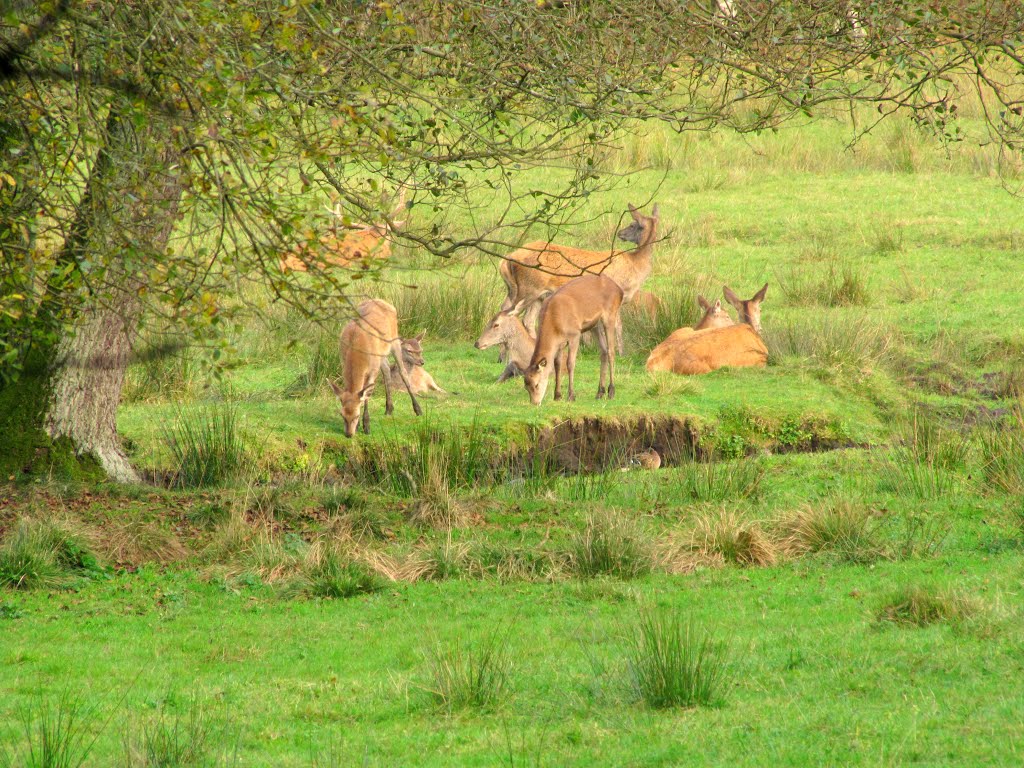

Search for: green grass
xmin=6 ymin=112 xmax=1024 ymax=765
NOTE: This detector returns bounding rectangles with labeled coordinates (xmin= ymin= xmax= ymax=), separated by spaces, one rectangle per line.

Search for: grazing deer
xmin=723 ymin=283 xmax=768 ymax=333
xmin=498 ymin=204 xmax=659 ymax=348
xmin=523 ymin=275 xmax=623 ymax=405
xmin=329 ymin=299 xmax=422 ymax=437
xmin=475 ymin=301 xmax=566 ymax=382
xmin=389 ymin=332 xmax=447 ymax=395
xmin=645 ymin=286 xmax=769 ymax=375
xmin=280 ymin=191 xmax=406 ymax=273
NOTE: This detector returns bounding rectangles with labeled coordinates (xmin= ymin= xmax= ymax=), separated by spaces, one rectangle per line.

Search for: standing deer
xmin=645 ymin=285 xmax=769 ymax=375
xmin=498 ymin=203 xmax=659 ymax=349
xmin=389 ymin=331 xmax=447 ymax=394
xmin=329 ymin=299 xmax=422 ymax=437
xmin=523 ymin=274 xmax=623 ymax=405
xmin=280 ymin=191 xmax=406 ymax=273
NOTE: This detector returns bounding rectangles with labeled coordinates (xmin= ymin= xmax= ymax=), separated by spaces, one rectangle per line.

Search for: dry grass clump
xmin=0 ymin=517 xmax=102 ymax=590
xmin=688 ymin=509 xmax=777 ymax=567
xmin=281 ymin=541 xmax=386 ymax=599
xmin=654 ymin=538 xmax=726 ymax=575
xmin=418 ymin=536 xmax=472 ymax=581
xmin=876 ymin=585 xmax=981 ymax=627
xmin=778 ymin=498 xmax=882 ymax=563
xmin=101 ymin=518 xmax=187 ymax=567
xmin=567 ymin=509 xmax=653 ymax=579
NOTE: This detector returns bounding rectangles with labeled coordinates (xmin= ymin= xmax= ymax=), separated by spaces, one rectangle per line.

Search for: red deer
xmin=329 ymin=299 xmax=422 ymax=437
xmin=475 ymin=300 xmax=565 ymax=382
xmin=498 ymin=204 xmax=659 ymax=348
xmin=389 ymin=332 xmax=447 ymax=394
xmin=645 ymin=285 xmax=769 ymax=375
xmin=281 ymin=192 xmax=406 ymax=273
xmin=523 ymin=275 xmax=623 ymax=405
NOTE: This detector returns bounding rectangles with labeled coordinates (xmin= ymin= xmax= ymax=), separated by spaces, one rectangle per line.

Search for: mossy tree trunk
xmin=1 ymin=106 xmax=184 ymax=483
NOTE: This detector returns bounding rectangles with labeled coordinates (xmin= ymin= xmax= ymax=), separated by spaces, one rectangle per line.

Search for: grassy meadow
xmin=3 ymin=113 xmax=1024 ymax=766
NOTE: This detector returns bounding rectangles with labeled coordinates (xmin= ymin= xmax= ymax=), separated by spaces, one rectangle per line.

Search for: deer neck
xmin=509 ymin=317 xmax=537 ymax=368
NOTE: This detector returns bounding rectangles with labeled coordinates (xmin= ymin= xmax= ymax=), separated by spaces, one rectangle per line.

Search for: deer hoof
xmin=567 ymin=392 xmax=576 ymax=402
xmin=554 ymin=391 xmax=562 ymax=401
xmin=413 ymin=404 xmax=423 ymax=417
xmin=608 ymin=384 xmax=616 ymax=399
xmin=596 ymin=387 xmax=606 ymax=400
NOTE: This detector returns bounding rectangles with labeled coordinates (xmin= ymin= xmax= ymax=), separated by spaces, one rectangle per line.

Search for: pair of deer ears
xmin=329 ymin=379 xmax=372 ymax=400
xmin=697 ymin=295 xmax=723 ymax=312
xmin=628 ymin=203 xmax=660 ymax=220
xmin=722 ymin=283 xmax=769 ymax=308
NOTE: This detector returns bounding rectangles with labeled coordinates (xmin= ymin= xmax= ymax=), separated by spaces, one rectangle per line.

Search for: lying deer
xmin=389 ymin=331 xmax=447 ymax=395
xmin=280 ymin=191 xmax=406 ymax=273
xmin=329 ymin=299 xmax=422 ymax=437
xmin=645 ymin=285 xmax=769 ymax=375
xmin=523 ymin=274 xmax=623 ymax=405
xmin=498 ymin=203 xmax=659 ymax=348
xmin=475 ymin=300 xmax=566 ymax=382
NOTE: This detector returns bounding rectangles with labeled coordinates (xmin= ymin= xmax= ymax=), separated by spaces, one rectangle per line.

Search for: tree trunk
xmin=39 ymin=107 xmax=184 ymax=483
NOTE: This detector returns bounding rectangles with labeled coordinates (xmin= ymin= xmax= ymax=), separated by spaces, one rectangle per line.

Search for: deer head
xmin=618 ymin=203 xmax=659 ymax=246
xmin=695 ymin=295 xmax=733 ymax=330
xmin=723 ymin=283 xmax=768 ymax=334
xmin=329 ymin=379 xmax=371 ymax=438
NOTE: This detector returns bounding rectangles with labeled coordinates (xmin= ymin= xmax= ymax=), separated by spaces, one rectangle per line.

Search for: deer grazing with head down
xmin=280 ymin=191 xmax=406 ymax=273
xmin=645 ymin=284 xmax=769 ymax=375
xmin=523 ymin=274 xmax=623 ymax=405
xmin=388 ymin=331 xmax=447 ymax=395
xmin=329 ymin=299 xmax=422 ymax=437
xmin=498 ymin=204 xmax=659 ymax=347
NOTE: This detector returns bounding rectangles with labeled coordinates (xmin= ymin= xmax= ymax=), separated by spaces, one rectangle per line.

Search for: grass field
xmin=3 ymin=115 xmax=1024 ymax=766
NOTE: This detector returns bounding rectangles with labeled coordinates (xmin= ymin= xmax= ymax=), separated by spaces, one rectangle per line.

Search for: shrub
xmin=627 ymin=611 xmax=730 ymax=709
xmin=161 ymin=402 xmax=252 ymax=488
xmin=567 ymin=510 xmax=652 ymax=579
xmin=423 ymin=630 xmax=512 ymax=713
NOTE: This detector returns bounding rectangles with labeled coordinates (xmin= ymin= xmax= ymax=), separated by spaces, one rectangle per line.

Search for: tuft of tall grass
xmin=877 ymin=585 xmax=979 ymax=627
xmin=622 ymin=278 xmax=715 ymax=354
xmin=122 ymin=703 xmax=210 ymax=768
xmin=123 ymin=342 xmax=200 ymax=404
xmin=776 ymin=260 xmax=869 ymax=307
xmin=0 ymin=692 xmax=102 ymax=768
xmin=280 ymin=542 xmax=385 ymax=599
xmin=978 ymin=406 xmax=1024 ymax=495
xmin=284 ymin=332 xmax=340 ymax=397
xmin=0 ymin=518 xmax=101 ymax=590
xmin=384 ymin=271 xmax=501 ymax=341
xmin=689 ymin=509 xmax=776 ymax=567
xmin=679 ymin=458 xmax=763 ymax=501
xmin=567 ymin=510 xmax=652 ymax=579
xmin=779 ymin=499 xmax=882 ymax=563
xmin=765 ymin=313 xmax=895 ymax=374
xmin=560 ymin=466 xmax=618 ymax=503
xmin=879 ymin=411 xmax=970 ymax=499
xmin=643 ymin=372 xmax=704 ymax=399
xmin=161 ymin=402 xmax=252 ymax=488
xmin=627 ymin=611 xmax=731 ymax=709
xmin=423 ymin=630 xmax=512 ymax=713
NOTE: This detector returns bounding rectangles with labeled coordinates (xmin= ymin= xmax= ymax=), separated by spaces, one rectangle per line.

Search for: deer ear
xmin=697 ymin=295 xmax=711 ymax=311
xmin=628 ymin=204 xmax=640 ymax=219
xmin=651 ymin=203 xmax=659 ymax=219
xmin=510 ymin=297 xmax=530 ymax=316
xmin=414 ymin=330 xmax=425 ymax=342
xmin=358 ymin=384 xmax=372 ymax=399
xmin=329 ymin=380 xmax=344 ymax=397
xmin=753 ymin=282 xmax=769 ymax=302
xmin=723 ymin=286 xmax=742 ymax=311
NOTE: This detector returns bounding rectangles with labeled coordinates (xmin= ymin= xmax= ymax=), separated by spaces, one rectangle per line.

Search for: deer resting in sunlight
xmin=475 ymin=299 xmax=566 ymax=382
xmin=645 ymin=285 xmax=768 ymax=375
xmin=388 ymin=331 xmax=447 ymax=395
xmin=498 ymin=204 xmax=659 ymax=350
xmin=280 ymin=191 xmax=406 ymax=273
xmin=329 ymin=299 xmax=422 ymax=437
xmin=523 ymin=274 xmax=623 ymax=405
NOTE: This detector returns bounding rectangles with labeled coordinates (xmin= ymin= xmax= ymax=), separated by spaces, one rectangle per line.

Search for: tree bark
xmin=41 ymin=107 xmax=184 ymax=483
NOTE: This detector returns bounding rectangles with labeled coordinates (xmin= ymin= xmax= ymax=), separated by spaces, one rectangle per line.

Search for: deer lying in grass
xmin=389 ymin=332 xmax=447 ymax=394
xmin=280 ymin=192 xmax=406 ymax=273
xmin=523 ymin=274 xmax=623 ymax=405
xmin=498 ymin=204 xmax=659 ymax=348
xmin=475 ymin=300 xmax=566 ymax=382
xmin=329 ymin=299 xmax=422 ymax=437
xmin=645 ymin=285 xmax=769 ymax=375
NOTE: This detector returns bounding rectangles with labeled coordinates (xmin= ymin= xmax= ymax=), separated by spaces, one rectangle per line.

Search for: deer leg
xmin=553 ymin=345 xmax=563 ymax=401
xmin=379 ymin=360 xmax=395 ymax=416
xmin=566 ymin=336 xmax=580 ymax=402
xmin=616 ymin=313 xmax=625 ymax=356
xmin=496 ymin=362 xmax=517 ymax=383
xmin=390 ymin=342 xmax=423 ymax=417
xmin=607 ymin=313 xmax=618 ymax=399
xmin=361 ymin=398 xmax=371 ymax=435
xmin=596 ymin=322 xmax=608 ymax=399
